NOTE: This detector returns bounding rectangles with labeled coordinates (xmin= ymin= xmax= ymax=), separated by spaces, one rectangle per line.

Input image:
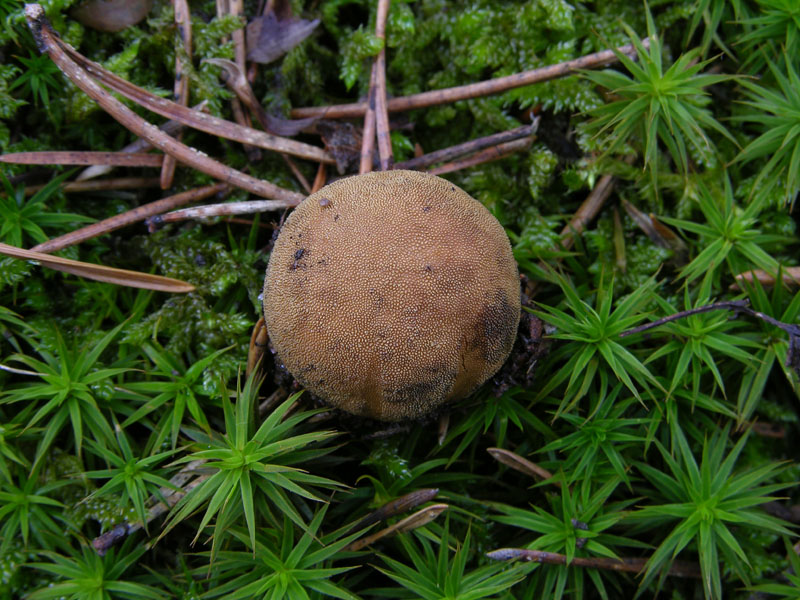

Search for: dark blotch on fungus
xmin=263 ymin=170 xmax=521 ymax=421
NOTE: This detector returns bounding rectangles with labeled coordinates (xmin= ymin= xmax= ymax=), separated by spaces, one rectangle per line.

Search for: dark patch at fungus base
xmin=263 ymin=170 xmax=520 ymax=421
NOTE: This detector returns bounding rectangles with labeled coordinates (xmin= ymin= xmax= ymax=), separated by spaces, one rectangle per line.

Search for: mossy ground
xmin=1 ymin=1 xmax=799 ymax=599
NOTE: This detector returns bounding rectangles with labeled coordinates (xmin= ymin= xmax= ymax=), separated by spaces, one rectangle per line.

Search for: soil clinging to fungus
xmin=263 ymin=170 xmax=521 ymax=421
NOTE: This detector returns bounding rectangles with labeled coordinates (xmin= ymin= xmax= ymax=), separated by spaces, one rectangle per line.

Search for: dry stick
xmin=148 ymin=198 xmax=297 ymax=228
xmin=619 ymin=300 xmax=751 ymax=338
xmin=345 ymin=488 xmax=439 ymax=538
xmin=486 ymin=548 xmax=701 ymax=579
xmin=527 ymin=167 xmax=626 ymax=298
xmin=292 ymin=40 xmax=648 ymax=119
xmin=30 ymin=183 xmax=228 ymax=254
xmin=203 ymin=58 xmax=313 ymax=193
xmin=25 ymin=7 xmax=304 ymax=202
xmin=559 ymin=173 xmax=616 ymax=250
xmin=92 ymin=460 xmax=210 ymax=555
xmin=54 ymin=33 xmax=334 ymax=165
xmin=77 ymin=109 xmax=199 ymax=181
xmin=396 ymin=123 xmax=537 ymax=170
xmin=223 ymin=0 xmax=262 ymax=161
xmin=0 ymin=152 xmax=163 ymax=167
xmin=429 ymin=137 xmax=532 ymax=175
xmin=161 ymin=0 xmax=192 ymax=189
xmin=25 ymin=177 xmax=161 ymax=196
xmin=373 ymin=0 xmax=392 ymax=170
xmin=25 ymin=4 xmax=302 ymax=200
xmin=311 ymin=163 xmax=327 ymax=193
xmin=359 ymin=66 xmax=378 ymax=174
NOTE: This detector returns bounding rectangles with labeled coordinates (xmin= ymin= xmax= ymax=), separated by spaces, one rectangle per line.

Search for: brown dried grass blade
xmin=344 ymin=503 xmax=448 ymax=551
xmin=0 ymin=242 xmax=195 ymax=293
xmin=487 ymin=447 xmax=557 ymax=485
xmin=732 ymin=267 xmax=800 ymax=290
xmin=345 ymin=488 xmax=439 ymax=537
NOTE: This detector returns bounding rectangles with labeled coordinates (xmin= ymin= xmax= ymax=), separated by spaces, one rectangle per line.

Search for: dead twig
xmin=429 ymin=137 xmax=532 ymax=175
xmin=77 ymin=107 xmax=203 ymax=180
xmin=359 ymin=65 xmax=378 ymax=174
xmin=24 ymin=5 xmax=304 ymax=202
xmin=373 ymin=0 xmax=392 ymax=170
xmin=559 ymin=174 xmax=616 ymax=251
xmin=203 ymin=57 xmax=315 ymax=192
xmin=217 ymin=0 xmax=261 ymax=161
xmin=396 ymin=122 xmax=537 ymax=171
xmin=30 ymin=183 xmax=229 ymax=254
xmin=147 ymin=198 xmax=296 ymax=229
xmin=160 ymin=0 xmax=192 ymax=189
xmin=311 ymin=163 xmax=327 ymax=193
xmin=47 ymin=18 xmax=334 ymax=165
xmin=292 ymin=41 xmax=648 ymax=119
xmin=345 ymin=488 xmax=439 ymax=537
xmin=619 ymin=299 xmax=800 ymax=377
xmin=486 ymin=548 xmax=701 ymax=579
xmin=620 ymin=300 xmax=751 ymax=338
xmin=0 ymin=151 xmax=163 ymax=167
xmin=92 ymin=459 xmax=210 ymax=555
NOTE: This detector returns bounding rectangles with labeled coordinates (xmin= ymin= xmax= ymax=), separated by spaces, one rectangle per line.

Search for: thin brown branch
xmin=30 ymin=183 xmax=228 ymax=254
xmin=292 ymin=40 xmax=648 ymax=119
xmin=373 ymin=0 xmax=392 ymax=170
xmin=77 ymin=107 xmax=202 ymax=181
xmin=24 ymin=6 xmax=304 ymax=202
xmin=0 ymin=242 xmax=195 ymax=293
xmin=161 ymin=0 xmax=192 ymax=189
xmin=396 ymin=122 xmax=537 ymax=170
xmin=217 ymin=0 xmax=261 ymax=161
xmin=147 ymin=198 xmax=296 ymax=228
xmin=346 ymin=488 xmax=439 ymax=537
xmin=202 ymin=57 xmax=314 ymax=192
xmin=486 ymin=548 xmax=701 ymax=579
xmin=428 ymin=137 xmax=532 ymax=175
xmin=25 ymin=177 xmax=161 ymax=196
xmin=359 ymin=67 xmax=378 ymax=174
xmin=51 ymin=24 xmax=334 ymax=165
xmin=311 ymin=163 xmax=327 ymax=193
xmin=283 ymin=156 xmax=312 ymax=193
xmin=619 ymin=300 xmax=750 ymax=338
xmin=559 ymin=174 xmax=615 ymax=250
xmin=92 ymin=459 xmax=210 ymax=555
xmin=0 ymin=152 xmax=163 ymax=167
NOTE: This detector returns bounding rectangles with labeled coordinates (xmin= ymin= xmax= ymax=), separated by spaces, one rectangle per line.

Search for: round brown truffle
xmin=263 ymin=170 xmax=520 ymax=421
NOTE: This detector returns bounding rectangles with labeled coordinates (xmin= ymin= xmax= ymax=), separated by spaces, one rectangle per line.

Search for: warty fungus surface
xmin=263 ymin=170 xmax=520 ymax=421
